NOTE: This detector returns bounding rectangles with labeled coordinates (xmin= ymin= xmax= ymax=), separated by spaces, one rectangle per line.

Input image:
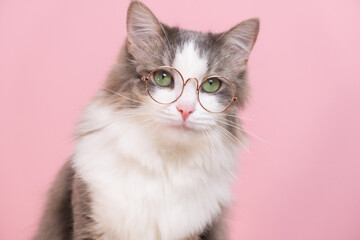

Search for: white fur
xmin=172 ymin=41 xmax=208 ymax=81
xmin=73 ymin=42 xmax=240 ymax=240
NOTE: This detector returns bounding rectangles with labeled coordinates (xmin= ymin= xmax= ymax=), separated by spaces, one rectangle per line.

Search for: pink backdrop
xmin=1 ymin=0 xmax=360 ymax=239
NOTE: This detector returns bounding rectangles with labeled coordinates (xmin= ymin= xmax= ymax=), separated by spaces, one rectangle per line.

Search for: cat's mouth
xmin=167 ymin=122 xmax=196 ymax=132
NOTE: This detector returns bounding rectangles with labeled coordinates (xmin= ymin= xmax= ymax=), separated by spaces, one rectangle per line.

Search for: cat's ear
xmin=126 ymin=1 xmax=163 ymax=54
xmin=222 ymin=18 xmax=260 ymax=64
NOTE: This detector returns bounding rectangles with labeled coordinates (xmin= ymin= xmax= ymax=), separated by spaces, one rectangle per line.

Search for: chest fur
xmin=73 ymin=121 xmax=236 ymax=240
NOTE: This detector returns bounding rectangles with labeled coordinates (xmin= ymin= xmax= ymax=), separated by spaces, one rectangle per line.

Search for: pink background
xmin=1 ymin=0 xmax=360 ymax=239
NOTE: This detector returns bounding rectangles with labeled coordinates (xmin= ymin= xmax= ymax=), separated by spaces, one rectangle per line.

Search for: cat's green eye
xmin=153 ymin=70 xmax=173 ymax=87
xmin=201 ymin=78 xmax=221 ymax=93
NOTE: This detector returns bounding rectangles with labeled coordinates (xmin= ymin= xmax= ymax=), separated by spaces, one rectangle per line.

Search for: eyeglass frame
xmin=141 ymin=66 xmax=238 ymax=113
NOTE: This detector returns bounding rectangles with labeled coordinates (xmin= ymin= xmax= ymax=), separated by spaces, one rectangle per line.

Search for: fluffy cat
xmin=34 ymin=1 xmax=259 ymax=240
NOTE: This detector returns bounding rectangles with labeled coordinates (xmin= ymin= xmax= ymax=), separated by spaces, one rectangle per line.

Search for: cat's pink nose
xmin=176 ymin=105 xmax=194 ymax=121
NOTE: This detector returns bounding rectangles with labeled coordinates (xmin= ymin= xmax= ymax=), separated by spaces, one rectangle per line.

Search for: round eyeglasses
xmin=141 ymin=66 xmax=238 ymax=113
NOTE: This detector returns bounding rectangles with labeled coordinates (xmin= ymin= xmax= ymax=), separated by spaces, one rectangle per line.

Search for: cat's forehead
xmin=172 ymin=40 xmax=208 ymax=81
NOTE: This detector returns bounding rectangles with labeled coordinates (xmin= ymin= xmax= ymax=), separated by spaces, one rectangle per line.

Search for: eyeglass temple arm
xmin=141 ymin=76 xmax=148 ymax=82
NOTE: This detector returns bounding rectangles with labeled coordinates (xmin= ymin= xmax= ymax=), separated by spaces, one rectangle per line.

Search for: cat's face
xmin=103 ymin=1 xmax=259 ymax=142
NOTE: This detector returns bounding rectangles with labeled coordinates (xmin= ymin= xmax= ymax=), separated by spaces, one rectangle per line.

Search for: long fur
xmin=34 ymin=1 xmax=259 ymax=239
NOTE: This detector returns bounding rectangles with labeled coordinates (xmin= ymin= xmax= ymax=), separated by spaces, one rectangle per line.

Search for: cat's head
xmin=102 ymin=1 xmax=259 ymax=145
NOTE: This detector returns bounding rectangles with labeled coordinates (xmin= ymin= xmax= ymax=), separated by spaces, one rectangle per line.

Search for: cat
xmin=34 ymin=1 xmax=259 ymax=240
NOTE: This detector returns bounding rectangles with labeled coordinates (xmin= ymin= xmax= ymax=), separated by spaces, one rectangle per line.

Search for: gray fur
xmin=34 ymin=161 xmax=74 ymax=240
xmin=34 ymin=161 xmax=98 ymax=240
xmin=35 ymin=1 xmax=259 ymax=239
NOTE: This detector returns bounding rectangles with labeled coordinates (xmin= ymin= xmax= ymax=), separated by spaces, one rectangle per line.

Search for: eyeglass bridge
xmin=184 ymin=78 xmax=200 ymax=91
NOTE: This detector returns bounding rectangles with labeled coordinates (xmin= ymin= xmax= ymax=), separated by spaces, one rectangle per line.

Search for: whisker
xmin=103 ymin=88 xmax=145 ymax=105
xmin=204 ymin=128 xmax=224 ymax=164
xmin=215 ymin=125 xmax=249 ymax=152
xmin=136 ymin=119 xmax=159 ymax=132
xmin=113 ymin=105 xmax=146 ymax=108
xmin=202 ymin=129 xmax=216 ymax=169
xmin=215 ymin=112 xmax=254 ymax=122
xmin=118 ymin=111 xmax=149 ymax=117
xmin=118 ymin=118 xmax=160 ymax=136
xmin=216 ymin=119 xmax=269 ymax=144
xmin=205 ymin=128 xmax=238 ymax=178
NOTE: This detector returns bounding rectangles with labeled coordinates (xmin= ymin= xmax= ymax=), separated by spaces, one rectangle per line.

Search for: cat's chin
xmin=168 ymin=123 xmax=194 ymax=132
xmin=153 ymin=123 xmax=201 ymax=146
xmin=161 ymin=122 xmax=201 ymax=139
